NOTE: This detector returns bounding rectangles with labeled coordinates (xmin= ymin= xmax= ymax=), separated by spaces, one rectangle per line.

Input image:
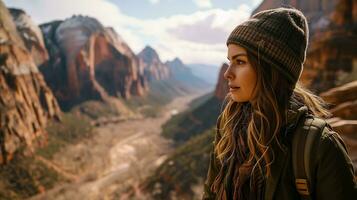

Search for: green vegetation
xmin=0 ymin=111 xmax=93 ymax=199
xmin=124 ymin=79 xmax=191 ymax=118
xmin=143 ymin=128 xmax=215 ymax=200
xmin=141 ymin=94 xmax=223 ymax=199
xmin=37 ymin=112 xmax=93 ymax=159
xmin=162 ymin=96 xmax=221 ymax=145
xmin=0 ymin=152 xmax=67 ymax=200
xmin=187 ymin=92 xmax=214 ymax=110
xmin=70 ymin=100 xmax=120 ymax=120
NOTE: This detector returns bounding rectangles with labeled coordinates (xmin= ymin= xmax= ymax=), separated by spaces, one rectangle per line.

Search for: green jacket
xmin=202 ymin=105 xmax=357 ymax=200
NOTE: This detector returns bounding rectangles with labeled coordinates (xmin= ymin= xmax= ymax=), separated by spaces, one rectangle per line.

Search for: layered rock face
xmin=320 ymin=81 xmax=357 ymax=167
xmin=214 ymin=63 xmax=229 ymax=100
xmin=105 ymin=27 xmax=148 ymax=97
xmin=0 ymin=1 xmax=61 ymax=164
xmin=137 ymin=46 xmax=170 ymax=82
xmin=253 ymin=0 xmax=357 ymax=92
xmin=40 ymin=15 xmax=147 ymax=110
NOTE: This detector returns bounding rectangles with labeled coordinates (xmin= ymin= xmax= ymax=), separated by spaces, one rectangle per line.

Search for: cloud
xmin=252 ymin=0 xmax=263 ymax=7
xmin=3 ymin=0 xmax=253 ymax=66
xmin=148 ymin=0 xmax=160 ymax=4
xmin=193 ymin=0 xmax=213 ymax=9
xmin=136 ymin=5 xmax=251 ymax=64
xmin=167 ymin=5 xmax=251 ymax=45
xmin=167 ymin=14 xmax=223 ymax=44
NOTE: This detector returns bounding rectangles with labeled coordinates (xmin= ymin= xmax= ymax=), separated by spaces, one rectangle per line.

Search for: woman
xmin=202 ymin=7 xmax=357 ymax=200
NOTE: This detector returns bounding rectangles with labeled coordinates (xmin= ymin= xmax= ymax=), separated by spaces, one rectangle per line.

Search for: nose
xmin=224 ymin=65 xmax=234 ymax=80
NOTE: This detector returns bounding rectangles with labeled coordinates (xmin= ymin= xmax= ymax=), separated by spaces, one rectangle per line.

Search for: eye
xmin=235 ymin=59 xmax=246 ymax=65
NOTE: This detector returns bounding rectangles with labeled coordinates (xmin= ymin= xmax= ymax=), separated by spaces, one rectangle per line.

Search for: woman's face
xmin=224 ymin=44 xmax=258 ymax=103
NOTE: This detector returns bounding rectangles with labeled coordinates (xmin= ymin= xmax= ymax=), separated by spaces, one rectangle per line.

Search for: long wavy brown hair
xmin=211 ymin=49 xmax=331 ymax=198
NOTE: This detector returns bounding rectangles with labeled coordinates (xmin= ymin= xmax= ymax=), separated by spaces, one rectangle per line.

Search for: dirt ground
xmin=29 ymin=93 xmax=205 ymax=200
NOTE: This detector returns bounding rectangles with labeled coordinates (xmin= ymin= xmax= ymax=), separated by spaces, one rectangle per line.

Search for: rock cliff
xmin=214 ymin=63 xmax=229 ymax=100
xmin=0 ymin=1 xmax=61 ymax=164
xmin=39 ymin=15 xmax=147 ymax=110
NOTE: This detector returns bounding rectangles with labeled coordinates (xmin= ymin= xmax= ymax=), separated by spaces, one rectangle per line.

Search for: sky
xmin=4 ymin=0 xmax=263 ymax=66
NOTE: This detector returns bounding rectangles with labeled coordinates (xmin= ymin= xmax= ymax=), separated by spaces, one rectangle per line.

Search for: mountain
xmin=166 ymin=57 xmax=213 ymax=92
xmin=133 ymin=46 xmax=191 ymax=109
xmin=138 ymin=45 xmax=170 ymax=81
xmin=0 ymin=1 xmax=61 ymax=164
xmin=187 ymin=63 xmax=221 ymax=85
xmin=132 ymin=46 xmax=211 ymax=112
xmin=39 ymin=15 xmax=146 ymax=111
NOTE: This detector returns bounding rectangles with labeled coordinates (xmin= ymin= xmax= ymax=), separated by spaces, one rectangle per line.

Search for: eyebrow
xmin=227 ymin=53 xmax=247 ymax=61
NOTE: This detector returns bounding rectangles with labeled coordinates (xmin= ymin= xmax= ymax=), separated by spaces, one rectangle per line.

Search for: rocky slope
xmin=0 ymin=0 xmax=61 ymax=164
xmin=321 ymin=81 xmax=357 ymax=167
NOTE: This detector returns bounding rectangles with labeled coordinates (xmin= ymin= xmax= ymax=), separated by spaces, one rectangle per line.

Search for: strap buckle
xmin=296 ymin=178 xmax=310 ymax=196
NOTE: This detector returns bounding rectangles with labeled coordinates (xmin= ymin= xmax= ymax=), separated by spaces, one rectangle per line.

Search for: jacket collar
xmin=264 ymin=102 xmax=308 ymax=200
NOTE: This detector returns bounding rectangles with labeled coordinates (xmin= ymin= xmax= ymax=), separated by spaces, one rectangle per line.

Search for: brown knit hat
xmin=226 ymin=7 xmax=309 ymax=86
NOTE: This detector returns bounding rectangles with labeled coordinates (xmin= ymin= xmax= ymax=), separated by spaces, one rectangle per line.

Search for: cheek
xmin=248 ymin=72 xmax=257 ymax=90
xmin=240 ymin=69 xmax=257 ymax=87
xmin=241 ymin=68 xmax=257 ymax=97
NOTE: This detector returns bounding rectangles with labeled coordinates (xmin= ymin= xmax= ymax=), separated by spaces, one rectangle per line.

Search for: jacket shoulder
xmin=304 ymin=116 xmax=357 ymax=199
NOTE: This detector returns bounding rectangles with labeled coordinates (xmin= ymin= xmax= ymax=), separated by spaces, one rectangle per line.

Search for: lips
xmin=229 ymin=85 xmax=240 ymax=91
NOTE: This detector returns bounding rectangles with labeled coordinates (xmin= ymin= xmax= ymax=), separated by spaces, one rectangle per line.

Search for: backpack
xmin=292 ymin=115 xmax=328 ymax=200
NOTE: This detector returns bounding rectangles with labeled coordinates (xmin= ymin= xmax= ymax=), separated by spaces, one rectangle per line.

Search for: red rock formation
xmin=40 ymin=15 xmax=147 ymax=110
xmin=0 ymin=0 xmax=61 ymax=164
xmin=320 ymin=80 xmax=357 ymax=106
xmin=320 ymin=80 xmax=357 ymax=120
xmin=9 ymin=8 xmax=49 ymax=66
xmin=321 ymin=81 xmax=357 ymax=168
xmin=105 ymin=27 xmax=148 ymax=96
xmin=137 ymin=46 xmax=170 ymax=82
xmin=214 ymin=63 xmax=228 ymax=100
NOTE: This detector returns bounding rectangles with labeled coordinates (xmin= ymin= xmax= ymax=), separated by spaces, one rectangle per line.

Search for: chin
xmin=231 ymin=95 xmax=248 ymax=103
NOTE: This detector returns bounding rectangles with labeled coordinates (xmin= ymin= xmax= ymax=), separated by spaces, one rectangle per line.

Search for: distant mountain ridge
xmin=188 ymin=63 xmax=221 ymax=85
xmin=166 ymin=57 xmax=214 ymax=93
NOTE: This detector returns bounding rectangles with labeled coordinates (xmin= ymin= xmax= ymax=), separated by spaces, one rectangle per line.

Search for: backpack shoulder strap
xmin=292 ymin=115 xmax=327 ymax=200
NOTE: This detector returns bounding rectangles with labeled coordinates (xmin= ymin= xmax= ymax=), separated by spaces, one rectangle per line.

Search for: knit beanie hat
xmin=226 ymin=7 xmax=309 ymax=86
